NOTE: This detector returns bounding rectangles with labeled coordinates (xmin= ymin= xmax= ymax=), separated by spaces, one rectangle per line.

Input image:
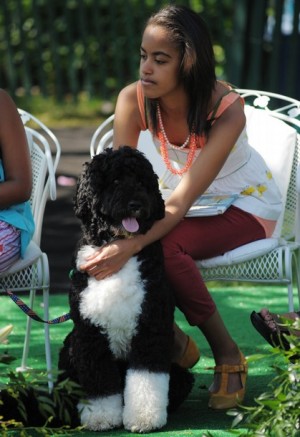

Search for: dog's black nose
xmin=128 ymin=200 xmax=142 ymax=212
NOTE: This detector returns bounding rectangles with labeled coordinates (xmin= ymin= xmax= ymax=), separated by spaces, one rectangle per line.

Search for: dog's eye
xmin=113 ymin=179 xmax=119 ymax=185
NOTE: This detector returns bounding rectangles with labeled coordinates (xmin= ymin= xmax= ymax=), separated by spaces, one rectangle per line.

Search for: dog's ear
xmin=74 ymin=152 xmax=110 ymax=223
xmin=73 ymin=161 xmax=93 ymax=222
xmin=140 ymin=157 xmax=165 ymax=221
xmin=155 ymin=193 xmax=166 ymax=221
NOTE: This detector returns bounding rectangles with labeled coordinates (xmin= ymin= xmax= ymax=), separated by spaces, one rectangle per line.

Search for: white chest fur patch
xmin=76 ymin=245 xmax=145 ymax=359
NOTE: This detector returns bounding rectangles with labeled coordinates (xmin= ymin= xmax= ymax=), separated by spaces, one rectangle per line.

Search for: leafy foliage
xmin=0 ymin=369 xmax=85 ymax=435
xmin=229 ymin=318 xmax=300 ymax=436
xmin=0 ymin=0 xmax=233 ymax=102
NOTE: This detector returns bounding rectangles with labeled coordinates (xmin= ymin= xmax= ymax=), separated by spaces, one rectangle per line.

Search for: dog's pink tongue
xmin=122 ymin=217 xmax=139 ymax=233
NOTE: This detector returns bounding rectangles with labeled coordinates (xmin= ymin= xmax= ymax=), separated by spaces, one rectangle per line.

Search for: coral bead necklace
xmin=157 ymin=103 xmax=197 ymax=175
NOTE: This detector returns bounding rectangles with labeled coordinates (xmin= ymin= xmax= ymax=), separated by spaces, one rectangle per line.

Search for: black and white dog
xmin=58 ymin=146 xmax=194 ymax=432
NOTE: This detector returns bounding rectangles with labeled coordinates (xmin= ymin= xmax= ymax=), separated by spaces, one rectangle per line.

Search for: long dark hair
xmin=144 ymin=5 xmax=216 ymax=136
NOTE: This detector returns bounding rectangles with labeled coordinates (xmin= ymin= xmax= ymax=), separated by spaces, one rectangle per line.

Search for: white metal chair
xmin=0 ymin=109 xmax=61 ymax=385
xmin=90 ymin=90 xmax=300 ymax=312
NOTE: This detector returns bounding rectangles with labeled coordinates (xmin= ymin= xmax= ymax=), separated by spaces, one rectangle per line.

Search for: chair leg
xmin=287 ymin=282 xmax=295 ymax=312
xmin=43 ymin=286 xmax=53 ymax=391
xmin=285 ymin=246 xmax=296 ymax=312
xmin=294 ymin=248 xmax=300 ymax=309
xmin=40 ymin=253 xmax=53 ymax=391
xmin=16 ymin=289 xmax=36 ymax=372
xmin=286 ymin=247 xmax=300 ymax=312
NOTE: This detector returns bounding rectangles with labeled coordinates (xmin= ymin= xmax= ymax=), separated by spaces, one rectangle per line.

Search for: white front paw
xmin=123 ymin=369 xmax=169 ymax=432
xmin=78 ymin=394 xmax=122 ymax=431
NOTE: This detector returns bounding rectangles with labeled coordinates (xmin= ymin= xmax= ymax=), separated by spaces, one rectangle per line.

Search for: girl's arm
xmin=0 ymin=89 xmax=32 ymax=209
xmin=80 ymin=91 xmax=245 ymax=279
xmin=113 ymin=82 xmax=144 ymax=149
xmin=136 ymin=99 xmax=245 ymax=247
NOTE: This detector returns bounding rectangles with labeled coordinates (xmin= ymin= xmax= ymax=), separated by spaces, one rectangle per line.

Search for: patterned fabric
xmin=0 ymin=160 xmax=35 ymax=257
xmin=0 ymin=221 xmax=21 ymax=272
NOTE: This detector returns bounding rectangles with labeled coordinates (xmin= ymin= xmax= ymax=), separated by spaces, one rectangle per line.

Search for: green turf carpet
xmin=0 ymin=284 xmax=296 ymax=436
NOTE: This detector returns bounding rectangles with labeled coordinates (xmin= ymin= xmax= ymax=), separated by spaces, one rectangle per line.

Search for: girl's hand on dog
xmin=79 ymin=238 xmax=140 ymax=280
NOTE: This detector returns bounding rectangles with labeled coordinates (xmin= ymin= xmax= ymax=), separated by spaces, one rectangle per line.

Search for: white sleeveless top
xmin=137 ymin=81 xmax=282 ymax=222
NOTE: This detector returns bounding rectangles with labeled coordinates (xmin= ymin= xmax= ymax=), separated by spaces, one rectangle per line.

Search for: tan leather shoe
xmin=208 ymin=351 xmax=247 ymax=410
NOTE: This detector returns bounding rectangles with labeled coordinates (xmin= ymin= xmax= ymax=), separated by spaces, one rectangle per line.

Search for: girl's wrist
xmin=132 ymin=234 xmax=145 ymax=254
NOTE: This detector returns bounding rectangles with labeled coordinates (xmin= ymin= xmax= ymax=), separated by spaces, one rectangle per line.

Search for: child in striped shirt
xmin=0 ymin=89 xmax=35 ymax=339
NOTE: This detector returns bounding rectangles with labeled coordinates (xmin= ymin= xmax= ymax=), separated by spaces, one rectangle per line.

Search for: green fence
xmin=0 ymin=0 xmax=299 ymax=102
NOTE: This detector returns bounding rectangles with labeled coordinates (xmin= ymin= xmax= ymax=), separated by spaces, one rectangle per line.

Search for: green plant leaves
xmin=229 ymin=325 xmax=300 ymax=437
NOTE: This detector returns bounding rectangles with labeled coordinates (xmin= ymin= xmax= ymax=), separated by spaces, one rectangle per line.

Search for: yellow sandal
xmin=208 ymin=350 xmax=247 ymax=410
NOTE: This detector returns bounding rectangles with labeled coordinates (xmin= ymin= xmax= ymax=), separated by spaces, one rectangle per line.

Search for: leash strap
xmin=2 ymin=288 xmax=71 ymax=324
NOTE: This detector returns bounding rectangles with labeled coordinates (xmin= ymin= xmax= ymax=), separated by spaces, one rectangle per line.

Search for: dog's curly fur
xmin=0 ymin=147 xmax=193 ymax=431
xmin=57 ymin=146 xmax=194 ymax=432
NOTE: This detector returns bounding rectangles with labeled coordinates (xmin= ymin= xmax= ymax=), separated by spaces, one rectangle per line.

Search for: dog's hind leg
xmin=123 ymin=369 xmax=169 ymax=433
xmin=78 ymin=393 xmax=123 ymax=431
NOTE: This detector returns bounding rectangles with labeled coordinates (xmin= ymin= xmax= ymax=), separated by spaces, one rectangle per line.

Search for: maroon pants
xmin=161 ymin=206 xmax=265 ymax=326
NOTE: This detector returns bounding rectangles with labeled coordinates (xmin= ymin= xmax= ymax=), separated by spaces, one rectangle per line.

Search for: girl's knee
xmin=161 ymin=234 xmax=181 ymax=259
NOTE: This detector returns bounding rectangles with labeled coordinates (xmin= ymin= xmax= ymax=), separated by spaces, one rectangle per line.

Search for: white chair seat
xmin=198 ymin=238 xmax=281 ymax=268
xmin=0 ymin=242 xmax=42 ymax=276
